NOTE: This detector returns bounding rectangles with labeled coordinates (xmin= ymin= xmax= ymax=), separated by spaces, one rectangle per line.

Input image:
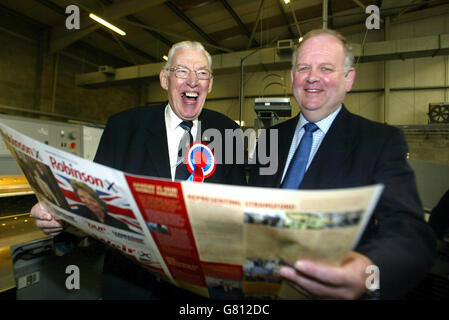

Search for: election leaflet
xmin=0 ymin=122 xmax=383 ymax=299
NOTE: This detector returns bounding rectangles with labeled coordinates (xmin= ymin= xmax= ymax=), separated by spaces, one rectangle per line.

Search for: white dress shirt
xmin=164 ymin=104 xmax=199 ymax=180
xmin=280 ymin=105 xmax=342 ymax=184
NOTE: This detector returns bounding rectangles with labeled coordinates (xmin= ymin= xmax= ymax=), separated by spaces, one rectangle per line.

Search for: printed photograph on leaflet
xmin=44 ymin=155 xmax=164 ymax=272
xmin=243 ymin=209 xmax=364 ymax=229
xmin=0 ymin=123 xmax=164 ymax=273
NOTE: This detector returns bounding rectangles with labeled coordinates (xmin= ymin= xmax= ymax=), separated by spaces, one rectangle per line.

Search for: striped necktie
xmin=175 ymin=121 xmax=193 ymax=180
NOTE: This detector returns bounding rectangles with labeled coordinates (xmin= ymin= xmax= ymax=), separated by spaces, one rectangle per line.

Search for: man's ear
xmin=207 ymin=76 xmax=214 ymax=94
xmin=345 ymin=67 xmax=356 ymax=92
xmin=160 ymin=69 xmax=168 ymax=90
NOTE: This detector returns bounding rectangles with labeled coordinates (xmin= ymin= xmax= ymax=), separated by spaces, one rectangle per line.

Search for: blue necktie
xmin=175 ymin=121 xmax=193 ymax=180
xmin=281 ymin=122 xmax=318 ymax=189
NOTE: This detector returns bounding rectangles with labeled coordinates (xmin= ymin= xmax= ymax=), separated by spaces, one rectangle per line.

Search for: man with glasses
xmin=31 ymin=41 xmax=246 ymax=299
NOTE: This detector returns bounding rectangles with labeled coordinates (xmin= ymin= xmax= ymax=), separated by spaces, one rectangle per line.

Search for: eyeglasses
xmin=168 ymin=66 xmax=212 ymax=80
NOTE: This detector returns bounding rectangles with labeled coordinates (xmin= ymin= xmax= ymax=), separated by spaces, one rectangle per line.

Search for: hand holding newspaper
xmin=0 ymin=122 xmax=383 ymax=299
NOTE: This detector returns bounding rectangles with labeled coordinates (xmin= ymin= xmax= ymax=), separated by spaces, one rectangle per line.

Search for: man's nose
xmin=186 ymin=71 xmax=199 ymax=86
xmin=306 ymin=68 xmax=320 ymax=82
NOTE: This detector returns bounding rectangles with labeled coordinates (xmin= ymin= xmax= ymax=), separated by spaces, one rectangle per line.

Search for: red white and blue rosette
xmin=185 ymin=142 xmax=216 ymax=182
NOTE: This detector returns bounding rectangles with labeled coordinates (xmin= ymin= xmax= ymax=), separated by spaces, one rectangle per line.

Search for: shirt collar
xmin=298 ymin=105 xmax=342 ymax=134
xmin=165 ymin=104 xmax=198 ymax=132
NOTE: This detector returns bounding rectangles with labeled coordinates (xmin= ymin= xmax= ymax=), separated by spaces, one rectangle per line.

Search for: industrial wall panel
xmin=414 ymin=56 xmax=445 ymax=87
xmin=390 ymin=91 xmax=415 ymax=124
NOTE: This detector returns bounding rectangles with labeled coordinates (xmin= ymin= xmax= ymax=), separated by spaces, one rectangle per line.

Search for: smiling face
xmin=291 ymin=33 xmax=355 ymax=123
xmin=160 ymin=48 xmax=213 ymax=121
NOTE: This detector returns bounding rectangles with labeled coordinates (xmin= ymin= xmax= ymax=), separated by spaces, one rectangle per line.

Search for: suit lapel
xmin=275 ymin=115 xmax=299 ymax=186
xmin=143 ymin=107 xmax=171 ymax=179
xmin=300 ymin=106 xmax=359 ymax=189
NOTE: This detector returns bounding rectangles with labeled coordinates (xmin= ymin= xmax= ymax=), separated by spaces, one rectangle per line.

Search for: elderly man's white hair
xmin=164 ymin=41 xmax=213 ymax=73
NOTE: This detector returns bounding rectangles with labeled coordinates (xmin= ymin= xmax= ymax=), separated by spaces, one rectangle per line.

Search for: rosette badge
xmin=185 ymin=142 xmax=216 ymax=182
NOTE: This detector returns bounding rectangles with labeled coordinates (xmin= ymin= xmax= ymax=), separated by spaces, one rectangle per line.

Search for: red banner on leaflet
xmin=125 ymin=174 xmax=206 ymax=286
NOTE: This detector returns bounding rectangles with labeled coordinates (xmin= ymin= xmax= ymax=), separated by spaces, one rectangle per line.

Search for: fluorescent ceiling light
xmin=89 ymin=13 xmax=126 ymax=36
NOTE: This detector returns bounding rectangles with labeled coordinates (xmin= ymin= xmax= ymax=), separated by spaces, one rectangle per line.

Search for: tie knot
xmin=304 ymin=122 xmax=318 ymax=133
xmin=179 ymin=121 xmax=193 ymax=132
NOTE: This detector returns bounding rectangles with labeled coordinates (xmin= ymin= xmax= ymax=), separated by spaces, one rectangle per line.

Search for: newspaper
xmin=0 ymin=122 xmax=383 ymax=299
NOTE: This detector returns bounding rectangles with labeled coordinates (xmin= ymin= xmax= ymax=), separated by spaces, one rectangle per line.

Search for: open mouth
xmin=182 ymin=92 xmax=199 ymax=100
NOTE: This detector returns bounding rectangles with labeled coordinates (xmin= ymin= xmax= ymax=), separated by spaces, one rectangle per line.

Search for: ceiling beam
xmin=121 ymin=19 xmax=233 ymax=53
xmin=96 ymin=29 xmax=159 ymax=63
xmin=288 ymin=1 xmax=303 ymax=37
xmin=164 ymin=0 xmax=226 ymax=52
xmin=36 ymin=0 xmax=161 ymax=63
xmin=50 ymin=0 xmax=166 ymax=52
xmin=4 ymin=1 xmax=128 ymax=66
xmin=125 ymin=15 xmax=173 ymax=48
xmin=276 ymin=0 xmax=295 ymax=39
xmin=247 ymin=0 xmax=265 ymax=49
xmin=218 ymin=0 xmax=258 ymax=46
xmin=209 ymin=1 xmax=359 ymax=43
xmin=393 ymin=0 xmax=421 ymax=21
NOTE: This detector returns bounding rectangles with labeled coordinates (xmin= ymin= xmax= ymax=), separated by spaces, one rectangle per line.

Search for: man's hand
xmin=279 ymin=251 xmax=373 ymax=299
xmin=30 ymin=203 xmax=64 ymax=236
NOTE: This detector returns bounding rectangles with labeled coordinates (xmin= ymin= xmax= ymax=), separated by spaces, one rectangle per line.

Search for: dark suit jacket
xmin=428 ymin=189 xmax=449 ymax=240
xmin=250 ymin=105 xmax=436 ymax=299
xmin=94 ymin=104 xmax=246 ymax=185
xmin=94 ymin=104 xmax=246 ymax=299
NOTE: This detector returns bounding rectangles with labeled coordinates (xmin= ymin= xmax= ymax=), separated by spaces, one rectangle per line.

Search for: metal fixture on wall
xmin=428 ymin=103 xmax=449 ymax=123
xmin=261 ymin=73 xmax=287 ymax=97
xmin=253 ymin=73 xmax=290 ymax=129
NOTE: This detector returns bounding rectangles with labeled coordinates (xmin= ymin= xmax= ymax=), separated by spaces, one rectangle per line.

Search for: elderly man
xmin=31 ymin=41 xmax=246 ymax=299
xmin=250 ymin=29 xmax=436 ymax=299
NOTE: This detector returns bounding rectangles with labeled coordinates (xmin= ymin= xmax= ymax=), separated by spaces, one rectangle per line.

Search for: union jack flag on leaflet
xmin=55 ymin=173 xmax=143 ymax=234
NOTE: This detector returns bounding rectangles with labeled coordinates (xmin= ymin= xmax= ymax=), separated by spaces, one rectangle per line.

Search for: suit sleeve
xmin=93 ymin=117 xmax=117 ymax=167
xmin=355 ymin=128 xmax=436 ymax=299
xmin=428 ymin=190 xmax=449 ymax=240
